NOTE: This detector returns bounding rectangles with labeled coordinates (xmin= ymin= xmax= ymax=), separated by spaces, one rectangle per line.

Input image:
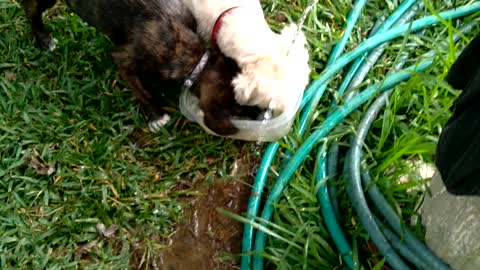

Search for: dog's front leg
xmin=112 ymin=49 xmax=171 ymax=133
xmin=22 ymin=0 xmax=58 ymax=51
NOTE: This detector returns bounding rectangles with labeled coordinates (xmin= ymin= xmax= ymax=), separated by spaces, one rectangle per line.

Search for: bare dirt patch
xmin=155 ymin=144 xmax=260 ymax=270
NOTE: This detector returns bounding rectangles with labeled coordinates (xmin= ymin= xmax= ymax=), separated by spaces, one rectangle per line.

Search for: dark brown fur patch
xmin=21 ymin=0 xmax=254 ymax=135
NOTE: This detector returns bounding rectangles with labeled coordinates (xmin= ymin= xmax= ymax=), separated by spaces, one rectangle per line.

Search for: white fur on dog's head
xmin=232 ymin=23 xmax=311 ymax=113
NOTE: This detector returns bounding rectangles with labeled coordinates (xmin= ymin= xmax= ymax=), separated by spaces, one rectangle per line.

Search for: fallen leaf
xmin=96 ymin=223 xmax=118 ymax=238
xmin=75 ymin=239 xmax=99 ymax=259
xmin=5 ymin=72 xmax=16 ymax=82
xmin=26 ymin=151 xmax=56 ymax=176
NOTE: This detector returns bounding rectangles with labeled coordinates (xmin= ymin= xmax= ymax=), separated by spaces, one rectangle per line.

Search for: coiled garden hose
xmin=252 ymin=59 xmax=433 ymax=270
xmin=298 ymin=0 xmax=368 ymax=135
xmin=301 ymin=2 xmax=480 ymax=109
xmin=242 ymin=0 xmax=410 ymax=266
xmin=314 ymin=144 xmax=358 ymax=269
xmin=331 ymin=12 xmax=478 ymax=270
xmin=328 ymin=0 xmax=419 ymax=114
xmin=347 ymin=20 xmax=479 ymax=270
xmin=347 ymin=83 xmax=450 ymax=269
xmin=347 ymin=90 xmax=411 ymax=270
xmin=373 ymin=214 xmax=430 ymax=269
xmin=241 ymin=0 xmax=369 ymax=267
xmin=325 ymin=2 xmax=424 ymax=222
xmin=240 ymin=2 xmax=480 ymax=270
xmin=319 ymin=4 xmax=422 ymax=269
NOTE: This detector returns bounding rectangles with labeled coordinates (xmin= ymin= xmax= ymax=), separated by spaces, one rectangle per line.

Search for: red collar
xmin=211 ymin=6 xmax=241 ymax=47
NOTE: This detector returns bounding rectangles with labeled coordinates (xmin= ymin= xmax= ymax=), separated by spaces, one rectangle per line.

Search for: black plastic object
xmin=436 ymin=31 xmax=480 ymax=196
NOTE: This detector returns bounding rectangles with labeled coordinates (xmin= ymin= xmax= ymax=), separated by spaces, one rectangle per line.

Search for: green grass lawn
xmin=1 ymin=1 xmax=256 ymax=269
xmin=1 ymin=0 xmax=479 ymax=269
xmin=257 ymin=0 xmax=480 ymax=269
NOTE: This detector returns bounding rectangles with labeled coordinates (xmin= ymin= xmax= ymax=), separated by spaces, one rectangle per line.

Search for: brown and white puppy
xmin=21 ymin=0 xmax=260 ymax=135
xmin=180 ymin=0 xmax=311 ymax=114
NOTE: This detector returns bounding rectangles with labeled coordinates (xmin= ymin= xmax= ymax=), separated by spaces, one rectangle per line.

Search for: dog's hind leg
xmin=22 ymin=0 xmax=57 ymax=51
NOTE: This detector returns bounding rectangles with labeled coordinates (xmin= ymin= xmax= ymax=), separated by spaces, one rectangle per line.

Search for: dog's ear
xmin=200 ymin=100 xmax=239 ymax=136
xmin=446 ymin=31 xmax=480 ymax=90
xmin=203 ymin=110 xmax=239 ymax=136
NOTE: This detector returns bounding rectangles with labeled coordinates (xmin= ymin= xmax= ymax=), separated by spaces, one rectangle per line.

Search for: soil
xmin=155 ymin=144 xmax=260 ymax=270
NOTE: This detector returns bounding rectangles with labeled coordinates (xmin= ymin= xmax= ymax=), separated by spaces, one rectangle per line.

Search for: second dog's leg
xmin=22 ymin=0 xmax=57 ymax=51
xmin=113 ymin=49 xmax=171 ymax=133
xmin=119 ymin=68 xmax=171 ymax=133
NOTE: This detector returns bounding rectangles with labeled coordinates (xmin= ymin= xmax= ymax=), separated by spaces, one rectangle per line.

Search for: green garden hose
xmin=314 ymin=146 xmax=359 ymax=269
xmin=373 ymin=213 xmax=430 ymax=269
xmin=252 ymin=60 xmax=434 ymax=270
xmin=346 ymin=90 xmax=411 ymax=270
xmin=241 ymin=0 xmax=370 ymax=267
xmin=327 ymin=0 xmax=419 ymax=114
xmin=298 ymin=0 xmax=368 ymax=135
xmin=319 ymin=3 xmax=421 ymax=269
xmin=348 ymin=84 xmax=450 ymax=269
xmin=301 ymin=2 xmax=480 ymax=109
xmin=241 ymin=2 xmax=480 ymax=270
xmin=347 ymin=19 xmax=479 ymax=270
xmin=324 ymin=1 xmax=425 ymax=224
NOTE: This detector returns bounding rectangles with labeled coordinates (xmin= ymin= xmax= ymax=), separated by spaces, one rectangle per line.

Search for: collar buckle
xmin=182 ymin=50 xmax=211 ymax=90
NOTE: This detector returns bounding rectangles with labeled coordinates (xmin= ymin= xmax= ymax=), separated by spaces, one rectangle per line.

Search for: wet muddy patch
xmin=153 ymin=145 xmax=260 ymax=270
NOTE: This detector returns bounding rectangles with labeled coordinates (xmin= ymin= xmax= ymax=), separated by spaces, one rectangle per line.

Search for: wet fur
xmin=21 ymin=0 xmax=250 ymax=135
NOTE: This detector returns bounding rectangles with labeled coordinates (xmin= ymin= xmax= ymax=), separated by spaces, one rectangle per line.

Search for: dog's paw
xmin=37 ymin=33 xmax=57 ymax=52
xmin=232 ymin=77 xmax=256 ymax=105
xmin=148 ymin=114 xmax=171 ymax=133
xmin=232 ymin=23 xmax=311 ymax=113
xmin=46 ymin=37 xmax=58 ymax=52
xmin=232 ymin=65 xmax=282 ymax=111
